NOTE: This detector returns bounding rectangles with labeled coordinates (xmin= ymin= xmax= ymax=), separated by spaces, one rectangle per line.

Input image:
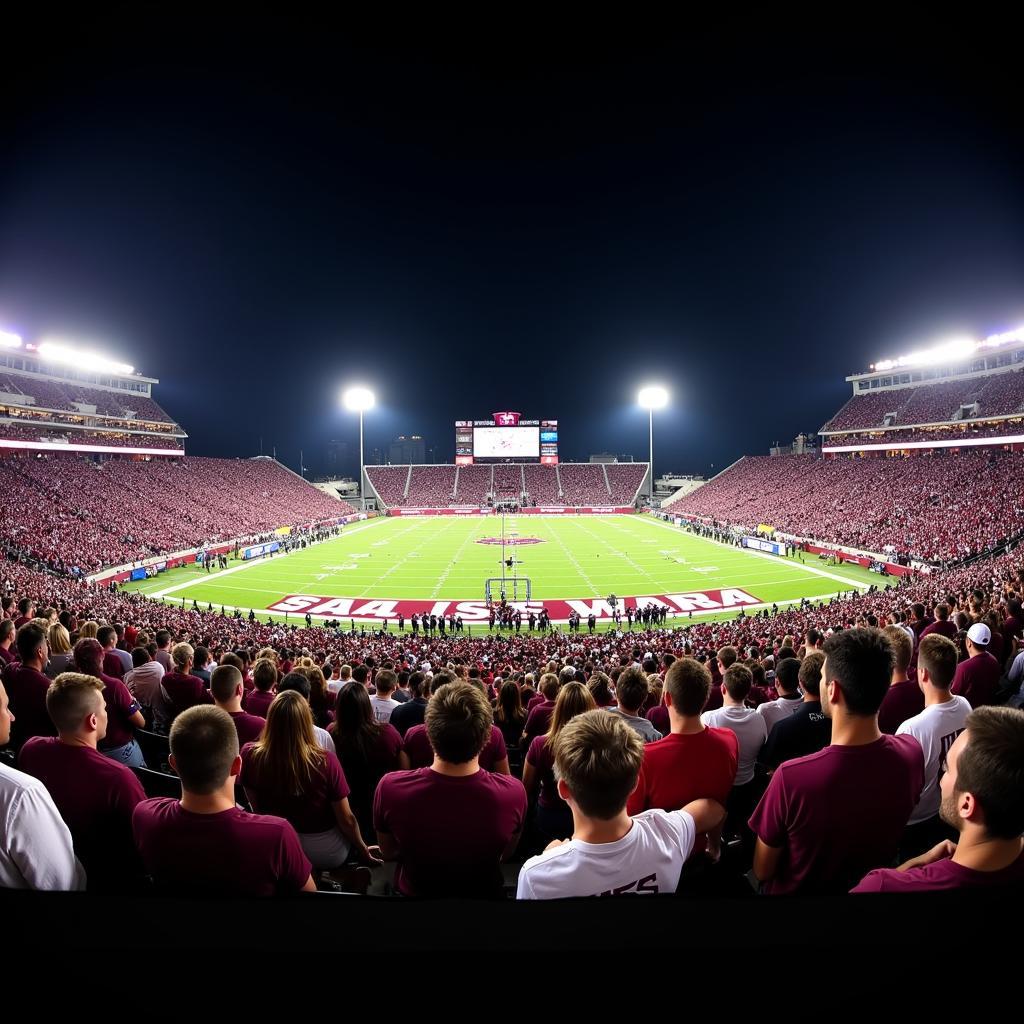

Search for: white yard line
xmin=150 ymin=518 xmax=391 ymax=600
xmin=429 ymin=521 xmax=484 ymax=598
xmin=353 ymin=519 xmax=460 ymax=598
xmin=570 ymin=517 xmax=667 ymax=591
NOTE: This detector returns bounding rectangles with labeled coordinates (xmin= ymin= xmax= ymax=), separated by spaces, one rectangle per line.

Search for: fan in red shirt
xmin=627 ymin=657 xmax=738 ymax=863
xmin=161 ymin=642 xmax=214 ymax=721
xmin=210 ymin=663 xmax=266 ymax=747
xmin=3 ymin=623 xmax=56 ymax=749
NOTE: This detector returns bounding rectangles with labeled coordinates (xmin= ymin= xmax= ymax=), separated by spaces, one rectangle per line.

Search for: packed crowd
xmin=822 ymin=368 xmax=1024 ymax=432
xmin=0 ymin=423 xmax=184 ymax=449
xmin=0 ymin=454 xmax=356 ymax=573
xmin=822 ymin=421 xmax=1024 ymax=448
xmin=0 ymin=372 xmax=177 ymax=423
xmin=2 ymin=527 xmax=1022 ymax=898
xmin=670 ymin=451 xmax=1024 ymax=563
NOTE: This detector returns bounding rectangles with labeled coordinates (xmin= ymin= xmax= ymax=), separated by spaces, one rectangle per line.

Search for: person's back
xmin=952 ymin=629 xmax=1001 ymax=708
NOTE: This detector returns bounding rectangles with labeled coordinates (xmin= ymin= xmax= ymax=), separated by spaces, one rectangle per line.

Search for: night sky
xmin=2 ymin=13 xmax=1023 ymax=478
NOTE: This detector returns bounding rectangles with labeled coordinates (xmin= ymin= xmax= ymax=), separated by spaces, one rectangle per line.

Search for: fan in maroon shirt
xmin=952 ymin=624 xmax=1002 ymax=708
xmin=854 ymin=706 xmax=1024 ymax=892
xmin=3 ymin=623 xmax=56 ymax=748
xmin=878 ymin=625 xmax=924 ymax=734
xmin=242 ymin=657 xmax=278 ymax=718
xmin=161 ymin=642 xmax=214 ymax=721
xmin=19 ymin=672 xmax=146 ymax=889
xmin=750 ymin=628 xmax=925 ymax=895
xmin=374 ymin=681 xmax=526 ymax=898
xmin=210 ymin=663 xmax=266 ymax=746
xmin=132 ymin=704 xmax=316 ymax=896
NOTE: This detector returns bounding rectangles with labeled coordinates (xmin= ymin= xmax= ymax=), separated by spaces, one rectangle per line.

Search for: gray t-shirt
xmin=606 ymin=707 xmax=663 ymax=743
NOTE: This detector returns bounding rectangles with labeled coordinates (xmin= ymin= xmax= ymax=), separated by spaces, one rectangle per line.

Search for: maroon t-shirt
xmin=646 ymin=704 xmax=670 ymax=735
xmin=228 ymin=710 xmax=266 ymax=747
xmin=527 ymin=693 xmax=546 ymax=713
xmin=748 ymin=734 xmax=925 ymax=895
xmin=853 ymin=849 xmax=1024 ymax=892
xmin=702 ymin=686 xmax=724 ymax=713
xmin=161 ymin=671 xmax=213 ymax=718
xmin=952 ymin=652 xmax=1001 ymax=708
xmin=3 ymin=663 xmax=56 ymax=747
xmin=0 ymin=645 xmax=13 ymax=666
xmin=373 ymin=767 xmax=527 ymax=897
xmin=243 ymin=688 xmax=275 ymax=718
xmin=19 ymin=738 xmax=145 ymax=888
xmin=878 ymin=680 xmax=925 ymax=735
xmin=526 ymin=735 xmax=562 ymax=808
xmin=102 ymin=650 xmax=125 ymax=679
xmin=98 ymin=672 xmax=142 ymax=750
xmin=920 ymin=619 xmax=958 ymax=641
xmin=132 ymin=799 xmax=312 ymax=896
xmin=403 ymin=723 xmax=507 ymax=771
xmin=239 ymin=744 xmax=350 ymax=834
xmin=522 ymin=701 xmax=555 ymax=745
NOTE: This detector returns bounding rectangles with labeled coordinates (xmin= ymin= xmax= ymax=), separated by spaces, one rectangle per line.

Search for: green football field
xmin=121 ymin=514 xmax=890 ymax=630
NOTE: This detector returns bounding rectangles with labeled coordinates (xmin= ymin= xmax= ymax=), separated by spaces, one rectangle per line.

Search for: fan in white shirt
xmin=757 ymin=657 xmax=804 ymax=733
xmin=517 ymin=710 xmax=725 ymax=899
xmin=701 ymin=663 xmax=767 ymax=785
xmin=369 ymin=669 xmax=401 ymax=723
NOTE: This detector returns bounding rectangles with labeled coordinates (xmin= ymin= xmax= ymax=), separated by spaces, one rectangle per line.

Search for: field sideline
xmin=121 ymin=514 xmax=891 ymax=629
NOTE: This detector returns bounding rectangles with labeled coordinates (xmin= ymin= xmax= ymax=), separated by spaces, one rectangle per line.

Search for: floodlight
xmin=37 ymin=340 xmax=133 ymax=375
xmin=342 ymin=386 xmax=375 ymax=412
xmin=638 ymin=385 xmax=669 ymax=410
xmin=0 ymin=330 xmax=22 ymax=349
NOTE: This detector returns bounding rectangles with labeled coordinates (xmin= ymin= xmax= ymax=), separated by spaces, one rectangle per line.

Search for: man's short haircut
xmin=375 ymin=669 xmax=398 ymax=695
xmin=664 ymin=657 xmax=712 ymax=716
xmin=717 ymin=645 xmax=738 ymax=669
xmin=131 ymin=646 xmax=151 ymax=668
xmin=277 ymin=671 xmax=311 ymax=701
xmin=16 ymin=622 xmax=47 ymax=663
xmin=558 ymin=665 xmax=577 ymax=686
xmin=775 ymin=657 xmax=801 ymax=694
xmin=425 ymin=682 xmax=493 ymax=764
xmin=955 ymin=707 xmax=1024 ymax=839
xmin=917 ymin=634 xmax=958 ymax=691
xmin=171 ymin=642 xmax=194 ymax=669
xmin=723 ymin=662 xmax=753 ymax=702
xmin=210 ymin=664 xmax=243 ymax=703
xmin=935 ymin=603 xmax=950 ymax=621
xmin=194 ymin=646 xmax=210 ymax=667
xmin=822 ymin=627 xmax=894 ymax=717
xmin=806 ymin=628 xmax=822 ymax=647
xmin=615 ymin=665 xmax=649 ymax=713
xmin=96 ymin=625 xmax=117 ymax=648
xmin=0 ymin=619 xmax=13 ymax=643
xmin=46 ymin=672 xmax=104 ymax=734
xmin=554 ymin=710 xmax=644 ymax=820
xmin=798 ymin=652 xmax=825 ymax=698
xmin=169 ymin=705 xmax=239 ymax=795
xmin=882 ymin=625 xmax=913 ymax=673
xmin=155 ymin=629 xmax=171 ymax=648
xmin=352 ymin=664 xmax=369 ymax=685
xmin=252 ymin=658 xmax=277 ymax=693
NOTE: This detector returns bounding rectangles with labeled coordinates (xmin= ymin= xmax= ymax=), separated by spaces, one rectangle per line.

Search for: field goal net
xmin=484 ymin=577 xmax=532 ymax=603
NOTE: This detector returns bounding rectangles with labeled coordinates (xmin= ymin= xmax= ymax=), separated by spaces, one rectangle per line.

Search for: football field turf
xmin=122 ymin=514 xmax=890 ymax=629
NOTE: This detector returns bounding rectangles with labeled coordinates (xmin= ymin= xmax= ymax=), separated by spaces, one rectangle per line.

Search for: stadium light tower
xmin=638 ymin=385 xmax=668 ymax=503
xmin=342 ymin=386 xmax=375 ymax=509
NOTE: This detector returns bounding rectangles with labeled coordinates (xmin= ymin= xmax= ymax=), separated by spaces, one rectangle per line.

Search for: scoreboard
xmin=454 ymin=411 xmax=559 ymax=464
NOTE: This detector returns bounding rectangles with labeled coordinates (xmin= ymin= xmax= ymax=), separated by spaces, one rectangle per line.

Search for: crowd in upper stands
xmin=822 ymin=421 xmax=1024 ymax=448
xmin=0 ymin=373 xmax=177 ymax=423
xmin=0 ymin=453 xmax=356 ymax=573
xmin=669 ymin=450 xmax=1024 ymax=563
xmin=0 ymin=422 xmax=183 ymax=449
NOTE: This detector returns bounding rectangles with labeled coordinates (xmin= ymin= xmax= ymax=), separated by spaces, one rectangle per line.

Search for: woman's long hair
xmin=246 ymin=690 xmax=326 ymax=797
xmin=330 ymin=681 xmax=382 ymax=767
xmin=545 ymin=681 xmax=597 ymax=742
xmin=301 ymin=664 xmax=332 ymax=728
xmin=493 ymin=680 xmax=524 ymax=724
xmin=48 ymin=623 xmax=72 ymax=655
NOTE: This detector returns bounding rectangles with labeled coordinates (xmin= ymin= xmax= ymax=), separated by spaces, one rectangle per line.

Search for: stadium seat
xmin=132 ymin=765 xmax=183 ymax=799
xmin=135 ymin=728 xmax=172 ymax=773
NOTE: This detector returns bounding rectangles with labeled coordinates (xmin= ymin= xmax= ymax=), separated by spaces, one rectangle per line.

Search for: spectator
xmin=329 ymin=681 xmax=407 ymax=839
xmin=952 ymin=623 xmax=1002 ymax=708
xmin=373 ymin=681 xmax=527 ymax=898
xmin=124 ymin=647 xmax=170 ymax=733
xmin=523 ymin=681 xmax=598 ymax=843
xmin=239 ymin=690 xmax=380 ymax=881
xmin=191 ymin=646 xmax=214 ymax=686
xmin=370 ymin=668 xmax=400 ymax=724
xmin=132 ymin=705 xmax=317 ymax=896
xmin=895 ymin=634 xmax=972 ymax=858
xmin=749 ymin=628 xmax=925 ymax=894
xmin=0 ymin=679 xmax=86 ymax=890
xmin=98 ymin=625 xmax=127 ymax=679
xmin=0 ymin=620 xmax=14 ymax=667
xmin=72 ymin=638 xmax=146 ymax=768
xmin=516 ymin=710 xmax=726 ymax=899
xmin=243 ymin=658 xmax=277 ymax=718
xmin=210 ymin=664 xmax=265 ymax=747
xmin=275 ymin=671 xmax=337 ymax=753
xmin=161 ymin=642 xmax=214 ymax=721
xmin=761 ymin=652 xmax=830 ymax=768
xmin=756 ymin=657 xmax=803 ymax=734
xmin=608 ymin=665 xmax=662 ymax=742
xmin=45 ymin=623 xmax=74 ymax=679
xmin=153 ymin=630 xmax=172 ymax=672
xmin=921 ymin=603 xmax=958 ymax=642
xmin=3 ymin=623 xmax=55 ymax=748
xmin=627 ymin=658 xmax=738 ymax=865
xmin=854 ymin=707 xmax=1024 ymax=892
xmin=389 ymin=671 xmax=429 ymax=737
xmin=878 ymin=625 xmax=925 ymax=734
xmin=492 ymin=679 xmax=527 ymax=750
xmin=521 ymin=672 xmax=559 ymax=746
xmin=18 ymin=672 xmax=146 ymax=889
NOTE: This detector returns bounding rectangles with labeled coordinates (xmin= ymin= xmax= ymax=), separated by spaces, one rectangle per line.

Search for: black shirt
xmin=761 ymin=702 xmax=831 ymax=769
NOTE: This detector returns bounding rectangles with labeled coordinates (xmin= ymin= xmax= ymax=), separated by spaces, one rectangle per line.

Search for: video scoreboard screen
xmin=454 ymin=412 xmax=558 ymax=464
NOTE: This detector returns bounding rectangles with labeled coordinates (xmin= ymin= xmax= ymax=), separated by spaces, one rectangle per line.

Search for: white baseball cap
xmin=967 ymin=623 xmax=991 ymax=646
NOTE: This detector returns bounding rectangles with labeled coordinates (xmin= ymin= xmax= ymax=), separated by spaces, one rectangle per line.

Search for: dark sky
xmin=2 ymin=12 xmax=1023 ymax=477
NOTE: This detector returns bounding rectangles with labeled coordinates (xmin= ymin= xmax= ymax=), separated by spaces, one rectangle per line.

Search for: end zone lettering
xmin=265 ymin=588 xmax=760 ymax=622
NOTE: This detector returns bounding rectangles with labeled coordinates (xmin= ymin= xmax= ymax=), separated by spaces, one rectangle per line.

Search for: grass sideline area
xmin=120 ymin=514 xmax=893 ymax=631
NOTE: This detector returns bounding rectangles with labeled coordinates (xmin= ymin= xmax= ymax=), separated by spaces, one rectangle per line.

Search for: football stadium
xmin=3 ymin=16 xmax=1024 ymax=952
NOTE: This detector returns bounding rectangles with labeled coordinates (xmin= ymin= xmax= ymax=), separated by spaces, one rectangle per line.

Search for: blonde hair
xmin=545 ymin=681 xmax=597 ymax=742
xmin=47 ymin=623 xmax=72 ymax=655
xmin=46 ymin=672 xmax=104 ymax=734
xmin=77 ymin=620 xmax=100 ymax=639
xmin=172 ymin=642 xmax=195 ymax=670
xmin=246 ymin=690 xmax=326 ymax=796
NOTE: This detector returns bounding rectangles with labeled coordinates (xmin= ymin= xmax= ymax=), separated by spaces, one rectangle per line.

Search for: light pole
xmin=342 ymin=386 xmax=375 ymax=510
xmin=638 ymin=385 xmax=668 ymax=504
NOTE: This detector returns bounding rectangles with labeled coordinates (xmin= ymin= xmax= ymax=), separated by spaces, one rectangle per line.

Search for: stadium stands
xmin=523 ymin=463 xmax=559 ymax=504
xmin=405 ymin=465 xmax=456 ymax=507
xmin=365 ymin=465 xmax=409 ymax=507
xmin=606 ymin=463 xmax=649 ymax=504
xmin=454 ymin=463 xmax=492 ymax=504
xmin=670 ymin=451 xmax=1024 ymax=562
xmin=493 ymin=464 xmax=523 ymax=499
xmin=0 ymin=423 xmax=184 ymax=449
xmin=821 ymin=422 xmax=1024 ymax=449
xmin=558 ymin=463 xmax=608 ymax=505
xmin=0 ymin=374 xmax=177 ymax=423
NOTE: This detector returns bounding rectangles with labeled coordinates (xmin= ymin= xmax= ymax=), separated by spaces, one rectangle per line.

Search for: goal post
xmin=484 ymin=577 xmax=532 ymax=603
